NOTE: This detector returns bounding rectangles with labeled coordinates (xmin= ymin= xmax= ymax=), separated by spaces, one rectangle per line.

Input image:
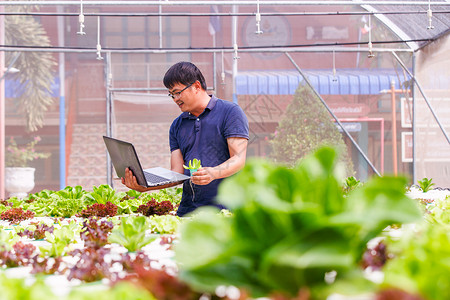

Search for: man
xmin=122 ymin=62 xmax=249 ymax=216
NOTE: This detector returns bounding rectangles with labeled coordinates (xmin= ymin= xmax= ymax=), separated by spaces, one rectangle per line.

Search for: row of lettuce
xmin=1 ymin=146 xmax=450 ymax=299
xmin=0 ymin=186 xmax=193 ymax=300
xmin=0 ymin=185 xmax=182 ymax=220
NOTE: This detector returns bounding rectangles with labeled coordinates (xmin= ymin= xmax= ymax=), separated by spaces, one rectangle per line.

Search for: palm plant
xmin=5 ymin=1 xmax=56 ymax=132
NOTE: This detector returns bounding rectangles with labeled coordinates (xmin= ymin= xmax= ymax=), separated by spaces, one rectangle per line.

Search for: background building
xmin=1 ymin=1 xmax=449 ymax=196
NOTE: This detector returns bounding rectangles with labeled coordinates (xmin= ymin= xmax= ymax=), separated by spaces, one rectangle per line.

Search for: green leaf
xmin=175 ymin=207 xmax=232 ymax=269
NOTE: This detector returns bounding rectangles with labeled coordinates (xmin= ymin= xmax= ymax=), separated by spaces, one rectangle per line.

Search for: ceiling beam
xmin=0 ymin=1 xmax=450 ymax=6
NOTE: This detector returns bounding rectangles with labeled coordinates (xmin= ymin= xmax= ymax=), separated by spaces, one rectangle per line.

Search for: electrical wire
xmin=0 ymin=10 xmax=449 ymax=17
xmin=0 ymin=38 xmax=432 ymax=52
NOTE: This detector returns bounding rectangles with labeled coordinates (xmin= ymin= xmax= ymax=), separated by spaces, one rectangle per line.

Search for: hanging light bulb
xmin=221 ymin=50 xmax=226 ymax=84
xmin=367 ymin=15 xmax=375 ymax=58
xmin=255 ymin=0 xmax=263 ymax=34
xmin=77 ymin=0 xmax=86 ymax=35
xmin=96 ymin=16 xmax=103 ymax=60
xmin=332 ymin=50 xmax=337 ymax=82
xmin=233 ymin=43 xmax=240 ymax=60
xmin=427 ymin=0 xmax=434 ymax=30
xmin=368 ymin=41 xmax=375 ymax=58
xmin=255 ymin=13 xmax=263 ymax=34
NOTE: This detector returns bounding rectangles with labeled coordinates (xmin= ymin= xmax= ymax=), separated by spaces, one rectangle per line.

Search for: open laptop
xmin=103 ymin=136 xmax=190 ymax=187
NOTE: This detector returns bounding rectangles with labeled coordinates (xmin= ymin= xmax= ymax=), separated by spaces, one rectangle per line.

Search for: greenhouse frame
xmin=0 ymin=0 xmax=449 ymax=194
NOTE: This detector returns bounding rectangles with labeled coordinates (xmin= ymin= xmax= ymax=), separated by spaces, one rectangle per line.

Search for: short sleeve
xmin=169 ymin=120 xmax=180 ymax=152
xmin=223 ymin=104 xmax=249 ymax=139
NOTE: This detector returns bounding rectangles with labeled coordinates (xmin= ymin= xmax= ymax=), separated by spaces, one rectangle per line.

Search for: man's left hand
xmin=191 ymin=167 xmax=215 ymax=185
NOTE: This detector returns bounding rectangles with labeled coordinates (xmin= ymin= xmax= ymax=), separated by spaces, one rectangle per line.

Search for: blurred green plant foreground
xmin=175 ymin=146 xmax=439 ymax=299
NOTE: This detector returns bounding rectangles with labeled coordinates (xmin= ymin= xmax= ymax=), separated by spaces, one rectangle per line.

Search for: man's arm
xmin=191 ymin=137 xmax=248 ymax=185
xmin=171 ymin=149 xmax=185 ymax=174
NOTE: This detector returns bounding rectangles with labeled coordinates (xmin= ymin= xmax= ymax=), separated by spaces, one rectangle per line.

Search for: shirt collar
xmin=206 ymin=94 xmax=218 ymax=110
xmin=182 ymin=95 xmax=218 ymax=119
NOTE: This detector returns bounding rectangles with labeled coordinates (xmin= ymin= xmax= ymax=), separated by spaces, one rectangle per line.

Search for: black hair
xmin=163 ymin=61 xmax=207 ymax=90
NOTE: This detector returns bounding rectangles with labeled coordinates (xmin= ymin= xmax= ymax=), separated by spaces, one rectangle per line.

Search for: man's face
xmin=168 ymin=82 xmax=194 ymax=112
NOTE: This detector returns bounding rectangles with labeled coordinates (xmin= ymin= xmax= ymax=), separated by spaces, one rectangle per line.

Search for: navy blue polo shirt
xmin=169 ymin=95 xmax=249 ymax=216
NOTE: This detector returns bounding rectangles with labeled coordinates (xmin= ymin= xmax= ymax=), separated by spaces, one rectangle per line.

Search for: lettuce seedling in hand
xmin=183 ymin=158 xmax=202 ymax=175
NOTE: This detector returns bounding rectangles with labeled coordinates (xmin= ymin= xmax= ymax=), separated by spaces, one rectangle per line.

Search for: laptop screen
xmin=103 ymin=136 xmax=148 ymax=187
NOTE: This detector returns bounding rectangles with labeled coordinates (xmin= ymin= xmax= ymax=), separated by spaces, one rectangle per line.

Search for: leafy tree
xmin=5 ymin=1 xmax=56 ymax=131
xmin=270 ymin=83 xmax=354 ymax=175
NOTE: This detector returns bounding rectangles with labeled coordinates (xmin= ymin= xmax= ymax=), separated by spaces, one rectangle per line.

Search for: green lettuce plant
xmin=39 ymin=221 xmax=80 ymax=257
xmin=0 ymin=230 xmax=20 ymax=251
xmin=417 ymin=177 xmax=435 ymax=193
xmin=116 ymin=197 xmax=146 ymax=215
xmin=48 ymin=197 xmax=85 ymax=218
xmin=175 ymin=146 xmax=422 ymax=299
xmin=67 ymin=280 xmax=156 ymax=300
xmin=145 ymin=187 xmax=183 ymax=205
xmin=424 ymin=196 xmax=450 ymax=226
xmin=0 ymin=274 xmax=154 ymax=300
xmin=344 ymin=176 xmax=362 ymax=194
xmin=108 ymin=216 xmax=157 ymax=252
xmin=0 ymin=274 xmax=55 ymax=300
xmin=20 ymin=188 xmax=85 ymax=218
xmin=0 ymin=203 xmax=11 ymax=214
xmin=83 ymin=184 xmax=126 ymax=206
xmin=7 ymin=186 xmax=182 ymax=217
xmin=148 ymin=215 xmax=181 ymax=234
xmin=56 ymin=185 xmax=86 ymax=200
xmin=381 ymin=223 xmax=450 ymax=300
xmin=122 ymin=189 xmax=142 ymax=199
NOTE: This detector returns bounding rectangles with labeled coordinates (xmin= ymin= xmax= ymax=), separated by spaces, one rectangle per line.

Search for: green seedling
xmin=418 ymin=177 xmax=435 ymax=193
xmin=183 ymin=158 xmax=202 ymax=171
xmin=344 ymin=176 xmax=362 ymax=194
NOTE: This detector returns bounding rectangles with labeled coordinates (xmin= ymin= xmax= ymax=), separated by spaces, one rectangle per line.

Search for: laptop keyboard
xmin=144 ymin=172 xmax=170 ymax=185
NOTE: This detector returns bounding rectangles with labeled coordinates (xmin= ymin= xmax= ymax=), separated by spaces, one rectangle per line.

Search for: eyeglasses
xmin=168 ymin=83 xmax=194 ymax=99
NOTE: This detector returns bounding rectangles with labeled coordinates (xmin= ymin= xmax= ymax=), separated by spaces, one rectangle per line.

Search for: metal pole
xmin=0 ymin=1 xmax=449 ymax=6
xmin=0 ymin=46 xmax=414 ymax=54
xmin=390 ymin=80 xmax=398 ymax=175
xmin=380 ymin=118 xmax=384 ymax=174
xmin=411 ymin=52 xmax=416 ymax=184
xmin=212 ymin=34 xmax=217 ymax=93
xmin=231 ymin=1 xmax=238 ymax=104
xmin=391 ymin=51 xmax=450 ymax=145
xmin=158 ymin=0 xmax=163 ymax=48
xmin=57 ymin=6 xmax=66 ymax=189
xmin=285 ymin=52 xmax=381 ymax=177
xmin=105 ymin=52 xmax=113 ymax=187
xmin=0 ymin=8 xmax=4 ymax=199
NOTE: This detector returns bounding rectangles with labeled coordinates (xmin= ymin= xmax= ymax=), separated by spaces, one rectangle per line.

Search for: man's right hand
xmin=121 ymin=167 xmax=183 ymax=192
xmin=121 ymin=168 xmax=153 ymax=192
